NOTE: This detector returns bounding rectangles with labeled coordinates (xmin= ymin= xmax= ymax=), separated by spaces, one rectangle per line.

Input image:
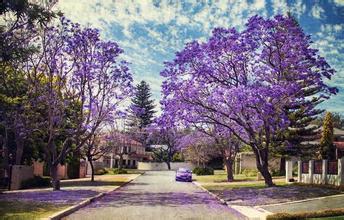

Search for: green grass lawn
xmin=193 ymin=170 xmax=257 ymax=183
xmin=194 ymin=169 xmax=284 ymax=185
xmin=0 ymin=200 xmax=69 ymax=220
xmin=203 ymin=180 xmax=287 ymax=191
xmin=103 ymin=168 xmax=145 ymax=175
xmin=61 ymin=173 xmax=139 ymax=189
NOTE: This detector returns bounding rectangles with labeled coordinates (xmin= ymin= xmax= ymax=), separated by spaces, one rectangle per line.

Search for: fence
xmin=286 ymin=158 xmax=344 ymax=186
xmin=137 ymin=162 xmax=196 ymax=171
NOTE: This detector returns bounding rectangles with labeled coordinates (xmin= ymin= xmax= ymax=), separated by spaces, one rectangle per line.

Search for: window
xmin=314 ymin=160 xmax=322 ymax=174
xmin=302 ymin=162 xmax=309 ymax=174
xmin=328 ymin=161 xmax=338 ymax=175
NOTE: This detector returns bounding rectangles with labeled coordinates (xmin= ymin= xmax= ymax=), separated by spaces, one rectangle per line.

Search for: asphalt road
xmin=65 ymin=171 xmax=243 ymax=220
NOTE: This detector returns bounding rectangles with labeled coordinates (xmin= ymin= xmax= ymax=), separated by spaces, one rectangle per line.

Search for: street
xmin=65 ymin=171 xmax=243 ymax=220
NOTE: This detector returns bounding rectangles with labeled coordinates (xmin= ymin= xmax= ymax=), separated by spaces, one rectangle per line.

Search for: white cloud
xmin=272 ymin=0 xmax=289 ymax=15
xmin=333 ymin=0 xmax=344 ymax=6
xmin=290 ymin=0 xmax=306 ymax=18
xmin=311 ymin=4 xmax=325 ymax=19
xmin=55 ymin=0 xmax=343 ymax=115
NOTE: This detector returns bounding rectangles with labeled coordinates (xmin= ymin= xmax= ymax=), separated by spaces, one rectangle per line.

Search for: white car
xmin=175 ymin=168 xmax=192 ymax=182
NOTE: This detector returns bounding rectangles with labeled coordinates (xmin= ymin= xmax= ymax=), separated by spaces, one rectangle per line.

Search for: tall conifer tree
xmin=319 ymin=112 xmax=335 ymax=159
xmin=271 ymin=13 xmax=337 ymax=174
xmin=128 ymin=81 xmax=156 ymax=130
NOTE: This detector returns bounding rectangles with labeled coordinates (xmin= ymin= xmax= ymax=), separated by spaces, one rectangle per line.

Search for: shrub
xmin=108 ymin=168 xmax=128 ymax=174
xmin=270 ymin=169 xmax=281 ymax=177
xmin=21 ymin=176 xmax=51 ymax=189
xmin=267 ymin=208 xmax=344 ymax=220
xmin=242 ymin=169 xmax=258 ymax=177
xmin=172 ymin=152 xmax=184 ymax=162
xmin=94 ymin=167 xmax=108 ymax=175
xmin=193 ymin=167 xmax=214 ymax=175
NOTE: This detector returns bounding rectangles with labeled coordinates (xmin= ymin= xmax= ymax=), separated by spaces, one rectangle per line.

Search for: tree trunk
xmin=166 ymin=161 xmax=171 ymax=170
xmin=279 ymin=156 xmax=286 ymax=176
xmin=1 ymin=130 xmax=11 ymax=189
xmin=90 ymin=160 xmax=95 ymax=182
xmin=15 ymin=134 xmax=24 ymax=165
xmin=254 ymin=148 xmax=274 ymax=187
xmin=50 ymin=165 xmax=60 ymax=191
xmin=224 ymin=157 xmax=234 ymax=182
xmin=118 ymin=155 xmax=123 ymax=169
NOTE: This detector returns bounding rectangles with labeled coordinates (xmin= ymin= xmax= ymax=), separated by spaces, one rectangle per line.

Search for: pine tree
xmin=271 ymin=13 xmax=337 ymax=174
xmin=319 ymin=112 xmax=335 ymax=159
xmin=128 ymin=81 xmax=156 ymax=129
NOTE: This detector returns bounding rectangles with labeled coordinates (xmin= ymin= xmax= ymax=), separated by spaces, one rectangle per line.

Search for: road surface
xmin=65 ymin=171 xmax=243 ymax=220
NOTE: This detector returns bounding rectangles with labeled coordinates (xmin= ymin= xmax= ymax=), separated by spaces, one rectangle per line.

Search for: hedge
xmin=193 ymin=167 xmax=214 ymax=175
xmin=21 ymin=176 xmax=51 ymax=189
xmin=267 ymin=208 xmax=344 ymax=220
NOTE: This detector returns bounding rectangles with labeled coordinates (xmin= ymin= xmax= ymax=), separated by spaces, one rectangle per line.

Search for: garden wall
xmin=235 ymin=152 xmax=281 ymax=174
xmin=10 ymin=165 xmax=34 ymax=190
xmin=137 ymin=162 xmax=196 ymax=171
xmin=286 ymin=158 xmax=344 ymax=186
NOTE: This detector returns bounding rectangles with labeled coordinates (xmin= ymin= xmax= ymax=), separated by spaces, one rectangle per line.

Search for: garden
xmin=0 ymin=174 xmax=139 ymax=219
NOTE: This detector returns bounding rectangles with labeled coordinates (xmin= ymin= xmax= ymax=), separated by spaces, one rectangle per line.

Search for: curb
xmin=192 ymin=181 xmax=227 ymax=205
xmin=46 ymin=174 xmax=142 ymax=220
xmin=192 ymin=181 xmax=270 ymax=220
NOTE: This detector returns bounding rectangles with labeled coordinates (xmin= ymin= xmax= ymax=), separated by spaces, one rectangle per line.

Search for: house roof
xmin=334 ymin=142 xmax=344 ymax=150
xmin=100 ymin=132 xmax=143 ymax=147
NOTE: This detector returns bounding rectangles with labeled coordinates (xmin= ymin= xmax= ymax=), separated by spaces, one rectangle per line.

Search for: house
xmin=333 ymin=128 xmax=344 ymax=159
xmin=100 ymin=133 xmax=148 ymax=169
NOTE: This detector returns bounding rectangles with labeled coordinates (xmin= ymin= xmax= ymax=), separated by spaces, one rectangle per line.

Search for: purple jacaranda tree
xmin=177 ymin=131 xmax=219 ymax=168
xmin=161 ymin=15 xmax=336 ymax=187
xmin=23 ymin=17 xmax=132 ymax=190
xmin=82 ymin=127 xmax=112 ymax=182
xmin=147 ymin=116 xmax=182 ymax=170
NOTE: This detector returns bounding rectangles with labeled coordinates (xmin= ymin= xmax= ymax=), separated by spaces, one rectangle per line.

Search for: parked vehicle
xmin=175 ymin=168 xmax=192 ymax=182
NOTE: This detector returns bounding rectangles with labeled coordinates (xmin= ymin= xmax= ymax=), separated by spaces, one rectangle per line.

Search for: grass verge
xmin=0 ymin=200 xmax=69 ymax=220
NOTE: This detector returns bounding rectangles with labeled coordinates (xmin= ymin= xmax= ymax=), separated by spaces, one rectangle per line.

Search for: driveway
xmin=65 ymin=171 xmax=243 ymax=220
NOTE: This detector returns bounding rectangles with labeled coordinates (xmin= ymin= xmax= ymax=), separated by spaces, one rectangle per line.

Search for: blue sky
xmin=57 ymin=0 xmax=344 ymax=114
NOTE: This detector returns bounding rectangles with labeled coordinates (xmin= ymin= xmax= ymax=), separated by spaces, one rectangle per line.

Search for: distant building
xmin=100 ymin=133 xmax=149 ymax=169
xmin=303 ymin=127 xmax=344 ymax=159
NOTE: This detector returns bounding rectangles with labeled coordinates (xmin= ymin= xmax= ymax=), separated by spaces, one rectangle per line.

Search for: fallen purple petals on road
xmin=0 ymin=190 xmax=99 ymax=205
xmin=211 ymin=185 xmax=342 ymax=206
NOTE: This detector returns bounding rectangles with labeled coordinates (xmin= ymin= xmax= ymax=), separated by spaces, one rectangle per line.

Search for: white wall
xmin=295 ymin=158 xmax=344 ymax=186
xmin=137 ymin=162 xmax=196 ymax=171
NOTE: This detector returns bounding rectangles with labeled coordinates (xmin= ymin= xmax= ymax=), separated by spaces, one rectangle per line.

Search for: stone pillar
xmin=234 ymin=157 xmax=240 ymax=175
xmin=297 ymin=161 xmax=302 ymax=183
xmin=285 ymin=160 xmax=293 ymax=182
xmin=110 ymin=153 xmax=114 ymax=169
xmin=309 ymin=160 xmax=314 ymax=184
xmin=338 ymin=157 xmax=344 ymax=186
xmin=322 ymin=160 xmax=328 ymax=184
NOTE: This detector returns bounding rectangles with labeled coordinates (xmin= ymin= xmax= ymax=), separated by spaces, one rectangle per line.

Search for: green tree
xmin=271 ymin=13 xmax=337 ymax=174
xmin=319 ymin=112 xmax=335 ymax=159
xmin=313 ymin=112 xmax=344 ymax=129
xmin=128 ymin=81 xmax=156 ymax=130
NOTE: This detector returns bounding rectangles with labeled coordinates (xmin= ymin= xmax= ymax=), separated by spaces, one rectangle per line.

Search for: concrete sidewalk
xmin=259 ymin=194 xmax=344 ymax=214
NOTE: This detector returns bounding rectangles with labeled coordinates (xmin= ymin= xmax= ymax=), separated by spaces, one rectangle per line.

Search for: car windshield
xmin=178 ymin=168 xmax=191 ymax=173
